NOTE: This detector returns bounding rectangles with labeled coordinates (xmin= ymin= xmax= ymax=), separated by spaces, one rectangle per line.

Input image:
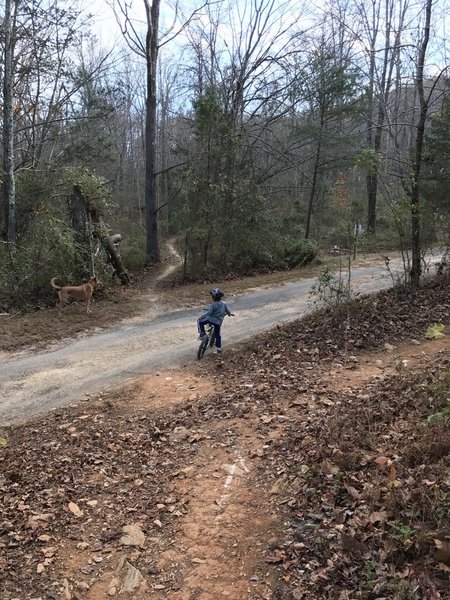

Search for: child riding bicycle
xmin=197 ymin=288 xmax=234 ymax=354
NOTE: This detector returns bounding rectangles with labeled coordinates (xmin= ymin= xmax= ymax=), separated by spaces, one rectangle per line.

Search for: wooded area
xmin=0 ymin=0 xmax=449 ymax=308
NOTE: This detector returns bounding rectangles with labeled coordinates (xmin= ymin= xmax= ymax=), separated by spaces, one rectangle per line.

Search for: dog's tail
xmin=50 ymin=277 xmax=61 ymax=290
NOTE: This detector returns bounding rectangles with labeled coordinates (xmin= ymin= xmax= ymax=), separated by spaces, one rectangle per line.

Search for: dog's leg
xmin=86 ymin=293 xmax=91 ymax=314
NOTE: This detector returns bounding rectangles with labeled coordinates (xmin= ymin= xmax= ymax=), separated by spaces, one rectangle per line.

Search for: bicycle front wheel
xmin=197 ymin=337 xmax=208 ymax=360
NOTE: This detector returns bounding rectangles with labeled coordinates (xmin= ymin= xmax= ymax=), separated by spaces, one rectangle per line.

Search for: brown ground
xmin=0 ymin=265 xmax=449 ymax=599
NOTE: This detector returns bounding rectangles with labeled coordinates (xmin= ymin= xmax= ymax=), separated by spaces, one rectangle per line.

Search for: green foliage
xmin=391 ymin=523 xmax=417 ymax=540
xmin=426 ymin=398 xmax=450 ymax=424
xmin=300 ymin=45 xmax=363 ymax=118
xmin=177 ymin=85 xmax=294 ymax=277
xmin=355 ymin=148 xmax=382 ymax=175
xmin=284 ymin=238 xmax=318 ymax=267
xmin=14 ymin=170 xmax=55 ymax=239
xmin=0 ymin=166 xmax=128 ymax=309
xmin=309 ymin=266 xmax=352 ymax=308
xmin=423 ymin=95 xmax=450 ymax=197
xmin=59 ymin=68 xmax=118 ymax=169
xmin=0 ymin=205 xmax=82 ymax=309
xmin=193 ymin=88 xmax=232 ymax=139
xmin=64 ymin=167 xmax=111 ymax=211
xmin=175 ymin=85 xmax=324 ymax=277
xmin=421 ymin=92 xmax=450 ymax=244
xmin=425 ymin=323 xmax=446 ymax=339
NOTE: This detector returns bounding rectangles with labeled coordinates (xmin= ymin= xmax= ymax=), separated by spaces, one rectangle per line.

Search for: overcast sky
xmin=85 ymin=0 xmax=449 ymax=75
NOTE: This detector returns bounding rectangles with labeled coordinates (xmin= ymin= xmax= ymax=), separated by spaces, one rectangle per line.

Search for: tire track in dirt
xmin=158 ymin=421 xmax=273 ymax=599
xmin=155 ymin=338 xmax=450 ymax=599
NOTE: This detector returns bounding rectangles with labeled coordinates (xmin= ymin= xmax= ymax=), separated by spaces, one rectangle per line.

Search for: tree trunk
xmin=93 ymin=225 xmax=130 ymax=285
xmin=72 ymin=186 xmax=130 ymax=285
xmin=144 ymin=0 xmax=161 ymax=262
xmin=366 ymin=172 xmax=377 ymax=234
xmin=305 ymin=137 xmax=322 ymax=240
xmin=2 ymin=0 xmax=16 ymax=244
xmin=409 ymin=0 xmax=432 ymax=287
xmin=365 ymin=25 xmax=376 ymax=234
xmin=70 ymin=185 xmax=90 ymax=278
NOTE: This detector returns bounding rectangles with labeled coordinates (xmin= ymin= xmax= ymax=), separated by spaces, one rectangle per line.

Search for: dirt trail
xmin=63 ymin=369 xmax=280 ymax=599
xmin=50 ymin=335 xmax=447 ymax=600
xmin=152 ymin=420 xmax=271 ymax=600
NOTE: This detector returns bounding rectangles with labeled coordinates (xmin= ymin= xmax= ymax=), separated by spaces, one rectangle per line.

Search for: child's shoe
xmin=216 ymin=348 xmax=222 ymax=355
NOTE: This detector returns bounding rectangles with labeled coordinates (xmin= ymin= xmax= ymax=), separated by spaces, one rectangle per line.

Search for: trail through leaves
xmin=0 ymin=280 xmax=449 ymax=599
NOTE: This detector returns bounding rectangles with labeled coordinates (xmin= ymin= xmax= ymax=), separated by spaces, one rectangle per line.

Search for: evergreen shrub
xmin=284 ymin=238 xmax=319 ymax=267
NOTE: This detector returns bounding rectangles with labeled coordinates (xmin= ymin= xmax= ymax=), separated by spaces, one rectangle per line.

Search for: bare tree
xmin=406 ymin=0 xmax=432 ymax=286
xmin=348 ymin=0 xmax=410 ymax=234
xmin=2 ymin=0 xmax=17 ymax=244
xmin=109 ymin=0 xmax=161 ymax=260
xmin=111 ymin=0 xmax=209 ymax=262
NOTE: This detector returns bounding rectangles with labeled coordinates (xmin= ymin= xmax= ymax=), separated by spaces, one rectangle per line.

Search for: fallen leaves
xmin=0 ymin=280 xmax=449 ymax=599
xmin=257 ymin=343 xmax=450 ymax=598
xmin=426 ymin=323 xmax=446 ymax=339
xmin=67 ymin=502 xmax=83 ymax=518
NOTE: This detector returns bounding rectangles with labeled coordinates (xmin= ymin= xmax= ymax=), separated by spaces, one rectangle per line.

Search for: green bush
xmin=284 ymin=238 xmax=319 ymax=267
xmin=0 ymin=207 xmax=81 ymax=310
xmin=110 ymin=223 xmax=147 ymax=272
xmin=309 ymin=266 xmax=352 ymax=309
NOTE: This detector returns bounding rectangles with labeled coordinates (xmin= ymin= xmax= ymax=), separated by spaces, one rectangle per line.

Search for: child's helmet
xmin=210 ymin=287 xmax=224 ymax=301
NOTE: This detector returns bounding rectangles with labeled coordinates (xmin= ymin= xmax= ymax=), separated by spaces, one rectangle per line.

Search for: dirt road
xmin=0 ymin=262 xmax=414 ymax=424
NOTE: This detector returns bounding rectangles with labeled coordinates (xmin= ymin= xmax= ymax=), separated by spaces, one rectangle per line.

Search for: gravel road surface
xmin=0 ymin=262 xmax=413 ymax=424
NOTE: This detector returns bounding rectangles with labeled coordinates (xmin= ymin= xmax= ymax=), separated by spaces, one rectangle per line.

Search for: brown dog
xmin=51 ymin=276 xmax=97 ymax=315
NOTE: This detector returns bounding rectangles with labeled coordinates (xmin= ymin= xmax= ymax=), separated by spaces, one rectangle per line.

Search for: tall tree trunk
xmin=409 ymin=0 xmax=432 ymax=287
xmin=144 ymin=0 xmax=160 ymax=262
xmin=70 ymin=185 xmax=90 ymax=278
xmin=365 ymin=17 xmax=376 ymax=234
xmin=2 ymin=0 xmax=16 ymax=244
xmin=305 ymin=136 xmax=322 ymax=240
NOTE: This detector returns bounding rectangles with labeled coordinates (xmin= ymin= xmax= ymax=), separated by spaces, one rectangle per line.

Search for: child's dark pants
xmin=197 ymin=319 xmax=222 ymax=349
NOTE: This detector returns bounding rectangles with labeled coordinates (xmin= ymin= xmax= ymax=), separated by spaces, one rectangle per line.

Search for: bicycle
xmin=197 ymin=323 xmax=216 ymax=360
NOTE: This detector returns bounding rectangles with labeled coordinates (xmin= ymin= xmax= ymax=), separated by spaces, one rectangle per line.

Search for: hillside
xmin=0 ymin=280 xmax=449 ymax=600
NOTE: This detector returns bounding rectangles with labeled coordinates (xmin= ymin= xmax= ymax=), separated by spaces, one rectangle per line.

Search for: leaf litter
xmin=0 ymin=279 xmax=449 ymax=599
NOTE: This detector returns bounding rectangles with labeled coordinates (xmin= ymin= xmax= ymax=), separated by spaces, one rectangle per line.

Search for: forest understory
xmin=0 ymin=276 xmax=449 ymax=600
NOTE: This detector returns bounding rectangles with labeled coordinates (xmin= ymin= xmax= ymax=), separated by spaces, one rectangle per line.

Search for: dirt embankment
xmin=1 ymin=280 xmax=449 ymax=599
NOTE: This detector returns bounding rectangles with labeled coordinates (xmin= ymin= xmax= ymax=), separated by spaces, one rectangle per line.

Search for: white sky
xmin=83 ymin=0 xmax=449 ymax=76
